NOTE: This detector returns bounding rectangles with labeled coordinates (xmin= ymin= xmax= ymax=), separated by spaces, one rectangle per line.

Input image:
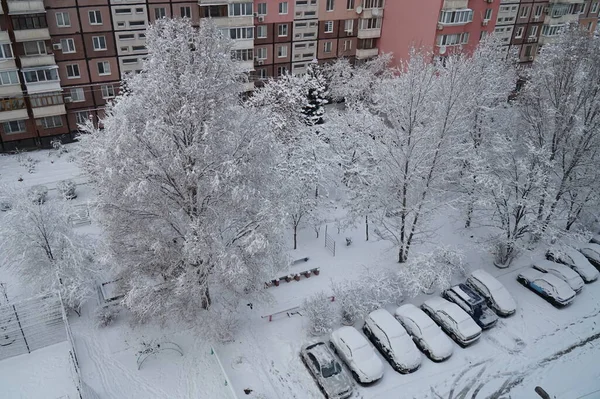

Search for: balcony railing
xmin=357 ymin=28 xmax=381 ymax=39
xmin=7 ymin=0 xmax=45 ymax=15
xmin=356 ymin=47 xmax=378 ymax=59
xmin=20 ymin=54 xmax=56 ymax=68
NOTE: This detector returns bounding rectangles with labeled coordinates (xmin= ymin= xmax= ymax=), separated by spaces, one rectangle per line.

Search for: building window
xmin=115 ymin=8 xmax=131 ymax=14
xmin=326 ymin=0 xmax=334 ymax=11
xmin=534 ymin=5 xmax=544 ymax=17
xmin=325 ymin=20 xmax=334 ymax=33
xmin=101 ymin=85 xmax=115 ymax=98
xmin=592 ymin=2 xmax=599 ymax=13
xmin=346 ymin=0 xmax=354 ymax=10
xmin=180 ymin=6 xmax=191 ymax=18
xmin=256 ymin=47 xmax=267 ymax=59
xmin=277 ymin=66 xmax=287 ymax=77
xmin=277 ymin=44 xmax=287 ymax=58
xmin=122 ymin=58 xmax=138 ymax=64
xmin=30 ymin=92 xmax=63 ymax=107
xmin=97 ymin=61 xmax=111 ymax=75
xmin=129 ymin=21 xmax=145 ymax=27
xmin=363 ymin=0 xmax=383 ymax=8
xmin=515 ymin=26 xmax=524 ymax=38
xmin=541 ymin=24 xmax=565 ymax=37
xmin=75 ymin=111 xmax=91 ymax=125
xmin=56 ymin=12 xmax=70 ymax=27
xmin=3 ymin=120 xmax=26 ymax=134
xmin=0 ymin=43 xmax=12 ymax=60
xmin=258 ymin=2 xmax=267 ymax=15
xmin=344 ymin=19 xmax=353 ymax=33
xmin=229 ymin=27 xmax=254 ymax=39
xmin=136 ymin=7 xmax=144 ymax=13
xmin=60 ymin=38 xmax=76 ymax=53
xmin=358 ymin=18 xmax=381 ymax=30
xmin=23 ymin=68 xmax=59 ymax=83
xmin=23 ymin=41 xmax=46 ymax=56
xmin=436 ymin=32 xmax=469 ymax=46
xmin=231 ymin=49 xmax=253 ymax=61
xmin=529 ymin=25 xmax=538 ymax=37
xmin=154 ymin=7 xmax=166 ymax=19
xmin=92 ymin=36 xmax=107 ymax=51
xmin=324 ymin=41 xmax=332 ymax=53
xmin=12 ymin=15 xmax=47 ymax=30
xmin=257 ymin=25 xmax=267 ymax=38
xmin=484 ymin=8 xmax=492 ymax=21
xmin=439 ymin=9 xmax=473 ymax=24
xmin=279 ymin=1 xmax=288 ymax=14
xmin=0 ymin=71 xmax=19 ymax=85
xmin=66 ymin=64 xmax=80 ymax=78
xmin=0 ymin=97 xmax=25 ymax=111
xmin=524 ymin=45 xmax=532 ymax=57
xmin=480 ymin=30 xmax=487 ymax=40
xmin=37 ymin=116 xmax=63 ymax=129
xmin=229 ymin=3 xmax=253 ymax=16
xmin=343 ymin=39 xmax=352 ymax=51
xmin=117 ymin=22 xmax=125 ymax=28
xmin=519 ymin=6 xmax=529 ymax=18
xmin=132 ymin=45 xmax=146 ymax=51
xmin=278 ymin=24 xmax=288 ymax=36
xmin=138 ymin=33 xmax=146 ymax=39
xmin=69 ymin=87 xmax=85 ymax=102
xmin=119 ymin=34 xmax=135 ymax=40
xmin=258 ymin=68 xmax=267 ymax=79
xmin=89 ymin=10 xmax=102 ymax=25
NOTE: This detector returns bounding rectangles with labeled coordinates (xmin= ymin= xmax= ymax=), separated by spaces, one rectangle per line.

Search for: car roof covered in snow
xmin=581 ymin=243 xmax=600 ymax=255
xmin=304 ymin=342 xmax=335 ymax=365
xmin=423 ymin=297 xmax=470 ymax=322
xmin=334 ymin=326 xmax=368 ymax=350
xmin=533 ymin=260 xmax=580 ymax=279
xmin=470 ymin=269 xmax=503 ymax=291
xmin=450 ymin=284 xmax=482 ymax=306
xmin=395 ymin=304 xmax=435 ymax=326
xmin=519 ymin=267 xmax=548 ymax=281
xmin=366 ymin=309 xmax=404 ymax=338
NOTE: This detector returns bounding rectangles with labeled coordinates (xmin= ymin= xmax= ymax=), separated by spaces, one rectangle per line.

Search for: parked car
xmin=579 ymin=243 xmax=600 ymax=270
xmin=300 ymin=342 xmax=353 ymax=399
xmin=363 ymin=309 xmax=421 ymax=374
xmin=0 ymin=198 xmax=11 ymax=211
xmin=466 ymin=269 xmax=516 ymax=317
xmin=517 ymin=268 xmax=576 ymax=307
xmin=394 ymin=304 xmax=453 ymax=362
xmin=532 ymin=260 xmax=584 ymax=293
xmin=590 ymin=234 xmax=600 ymax=245
xmin=442 ymin=283 xmax=498 ymax=330
xmin=330 ymin=326 xmax=384 ymax=384
xmin=546 ymin=247 xmax=599 ymax=283
xmin=420 ymin=297 xmax=482 ymax=347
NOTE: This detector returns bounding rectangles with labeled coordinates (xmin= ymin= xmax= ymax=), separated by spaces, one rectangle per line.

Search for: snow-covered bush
xmin=27 ymin=185 xmax=48 ymax=204
xmin=95 ymin=306 xmax=120 ymax=327
xmin=51 ymin=138 xmax=68 ymax=157
xmin=302 ymin=291 xmax=336 ymax=336
xmin=57 ymin=179 xmax=77 ymax=200
xmin=401 ymin=246 xmax=467 ymax=297
xmin=20 ymin=155 xmax=39 ymax=174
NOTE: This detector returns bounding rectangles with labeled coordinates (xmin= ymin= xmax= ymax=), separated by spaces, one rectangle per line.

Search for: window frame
xmin=278 ymin=23 xmax=288 ymax=37
xmin=101 ymin=84 xmax=115 ymax=99
xmin=88 ymin=10 xmax=102 ymax=25
xmin=279 ymin=1 xmax=288 ymax=15
xmin=326 ymin=0 xmax=334 ymax=12
xmin=69 ymin=87 xmax=85 ymax=102
xmin=56 ymin=12 xmax=71 ymax=28
xmin=60 ymin=38 xmax=76 ymax=53
xmin=66 ymin=63 xmax=80 ymax=79
xmin=97 ymin=61 xmax=111 ymax=76
xmin=3 ymin=120 xmax=26 ymax=134
xmin=180 ymin=6 xmax=192 ymax=18
xmin=92 ymin=35 xmax=107 ymax=51
xmin=324 ymin=20 xmax=334 ymax=33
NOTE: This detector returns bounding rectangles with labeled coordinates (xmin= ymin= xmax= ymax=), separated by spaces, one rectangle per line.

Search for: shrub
xmin=27 ymin=185 xmax=48 ymax=204
xmin=57 ymin=179 xmax=77 ymax=200
xmin=95 ymin=306 xmax=120 ymax=327
xmin=303 ymin=291 xmax=336 ymax=336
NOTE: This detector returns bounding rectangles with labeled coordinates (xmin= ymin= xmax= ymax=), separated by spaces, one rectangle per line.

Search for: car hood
xmin=490 ymin=287 xmax=517 ymax=313
xmin=355 ymin=351 xmax=384 ymax=380
xmin=425 ymin=329 xmax=454 ymax=358
xmin=457 ymin=318 xmax=482 ymax=339
xmin=479 ymin=308 xmax=498 ymax=326
xmin=551 ymin=280 xmax=576 ymax=301
xmin=389 ymin=335 xmax=421 ymax=369
xmin=566 ymin=274 xmax=584 ymax=291
xmin=323 ymin=371 xmax=353 ymax=398
xmin=574 ymin=262 xmax=599 ymax=281
xmin=581 ymin=247 xmax=600 ymax=262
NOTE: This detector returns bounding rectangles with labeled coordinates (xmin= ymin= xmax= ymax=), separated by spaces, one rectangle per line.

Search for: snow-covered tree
xmin=0 ymin=191 xmax=99 ymax=312
xmin=302 ymin=291 xmax=336 ymax=336
xmin=301 ymin=61 xmax=329 ymax=125
xmin=78 ymin=19 xmax=289 ymax=329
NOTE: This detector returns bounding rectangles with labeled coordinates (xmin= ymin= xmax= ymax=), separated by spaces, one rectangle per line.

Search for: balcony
xmin=0 ymin=108 xmax=27 ymax=123
xmin=7 ymin=0 xmax=45 ymax=15
xmin=0 ymin=31 xmax=8 ymax=42
xmin=0 ymin=83 xmax=23 ymax=97
xmin=442 ymin=0 xmax=469 ymax=9
xmin=20 ymin=54 xmax=55 ymax=68
xmin=538 ymin=35 xmax=559 ymax=45
xmin=32 ymin=104 xmax=66 ymax=118
xmin=356 ymin=47 xmax=378 ymax=59
xmin=357 ymin=27 xmax=381 ymax=39
xmin=211 ymin=15 xmax=253 ymax=27
xmin=548 ymin=0 xmax=584 ymax=3
xmin=544 ymin=13 xmax=580 ymax=24
xmin=231 ymin=38 xmax=254 ymax=50
xmin=360 ymin=7 xmax=384 ymax=19
xmin=14 ymin=28 xmax=50 ymax=42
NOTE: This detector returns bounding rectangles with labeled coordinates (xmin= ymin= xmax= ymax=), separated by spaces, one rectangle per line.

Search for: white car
xmin=546 ymin=247 xmax=599 ymax=283
xmin=363 ymin=309 xmax=421 ymax=374
xmin=466 ymin=269 xmax=517 ymax=317
xmin=517 ymin=268 xmax=576 ymax=307
xmin=590 ymin=234 xmax=600 ymax=245
xmin=394 ymin=304 xmax=453 ymax=362
xmin=330 ymin=326 xmax=384 ymax=384
xmin=532 ymin=260 xmax=584 ymax=293
xmin=579 ymin=243 xmax=600 ymax=270
xmin=421 ymin=297 xmax=482 ymax=347
xmin=300 ymin=342 xmax=353 ymax=399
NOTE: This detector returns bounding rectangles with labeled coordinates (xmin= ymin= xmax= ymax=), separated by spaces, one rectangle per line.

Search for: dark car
xmin=443 ymin=284 xmax=498 ymax=330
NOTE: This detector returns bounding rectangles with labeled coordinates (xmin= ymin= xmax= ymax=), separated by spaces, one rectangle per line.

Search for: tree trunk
xmin=365 ymin=215 xmax=369 ymax=241
xmin=293 ymin=223 xmax=298 ymax=250
xmin=201 ymin=285 xmax=211 ymax=310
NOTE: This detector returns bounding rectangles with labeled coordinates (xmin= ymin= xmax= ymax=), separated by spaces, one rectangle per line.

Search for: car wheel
xmin=351 ymin=370 xmax=360 ymax=383
xmin=329 ymin=342 xmax=337 ymax=353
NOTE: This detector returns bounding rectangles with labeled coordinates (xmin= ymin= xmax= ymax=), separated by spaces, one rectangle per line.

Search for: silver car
xmin=300 ymin=342 xmax=353 ymax=399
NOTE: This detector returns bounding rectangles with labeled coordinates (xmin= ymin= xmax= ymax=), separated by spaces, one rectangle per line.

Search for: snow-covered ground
xmin=0 ymin=341 xmax=80 ymax=399
xmin=1 ymin=147 xmax=599 ymax=399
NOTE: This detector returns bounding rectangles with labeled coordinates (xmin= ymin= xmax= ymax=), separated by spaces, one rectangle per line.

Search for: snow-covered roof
xmin=424 ymin=297 xmax=471 ymax=323
xmin=470 ymin=269 xmax=503 ymax=291
xmin=581 ymin=243 xmax=600 ymax=256
xmin=519 ymin=267 xmax=547 ymax=281
xmin=335 ymin=326 xmax=368 ymax=351
xmin=305 ymin=342 xmax=334 ymax=365
xmin=366 ymin=309 xmax=404 ymax=339
xmin=533 ymin=260 xmax=580 ymax=280
xmin=451 ymin=284 xmax=482 ymax=306
xmin=395 ymin=304 xmax=434 ymax=327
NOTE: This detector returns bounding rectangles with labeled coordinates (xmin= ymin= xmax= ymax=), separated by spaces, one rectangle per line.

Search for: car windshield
xmin=322 ymin=361 xmax=342 ymax=378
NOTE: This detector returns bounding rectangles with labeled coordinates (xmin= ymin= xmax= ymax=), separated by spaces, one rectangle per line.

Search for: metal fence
xmin=324 ymin=225 xmax=336 ymax=256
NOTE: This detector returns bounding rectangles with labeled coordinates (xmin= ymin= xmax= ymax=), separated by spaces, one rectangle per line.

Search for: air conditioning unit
xmin=437 ymin=23 xmax=444 ymax=30
xmin=533 ymin=15 xmax=539 ymax=21
xmin=258 ymin=60 xmax=264 ymax=65
xmin=527 ymin=37 xmax=536 ymax=42
xmin=543 ymin=7 xmax=549 ymax=14
xmin=486 ymin=0 xmax=493 ymax=3
xmin=528 ymin=56 xmax=534 ymax=61
xmin=258 ymin=16 xmax=264 ymax=22
xmin=253 ymin=12 xmax=258 ymax=17
xmin=482 ymin=20 xmax=489 ymax=26
xmin=64 ymin=96 xmax=73 ymax=103
xmin=52 ymin=43 xmax=62 ymax=50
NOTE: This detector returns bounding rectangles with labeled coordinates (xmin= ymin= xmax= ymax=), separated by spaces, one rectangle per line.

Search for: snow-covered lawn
xmin=0 ymin=341 xmax=80 ymax=399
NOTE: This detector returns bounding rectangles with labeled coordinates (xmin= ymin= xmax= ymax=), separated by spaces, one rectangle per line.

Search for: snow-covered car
xmin=394 ymin=304 xmax=454 ymax=362
xmin=590 ymin=234 xmax=600 ymax=245
xmin=532 ymin=260 xmax=584 ymax=293
xmin=329 ymin=326 xmax=384 ymax=384
xmin=466 ymin=269 xmax=517 ymax=317
xmin=546 ymin=248 xmax=599 ymax=283
xmin=420 ymin=297 xmax=482 ymax=347
xmin=517 ymin=268 xmax=576 ymax=307
xmin=579 ymin=243 xmax=600 ymax=270
xmin=363 ymin=309 xmax=421 ymax=374
xmin=442 ymin=283 xmax=498 ymax=330
xmin=300 ymin=342 xmax=353 ymax=399
xmin=0 ymin=198 xmax=11 ymax=211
